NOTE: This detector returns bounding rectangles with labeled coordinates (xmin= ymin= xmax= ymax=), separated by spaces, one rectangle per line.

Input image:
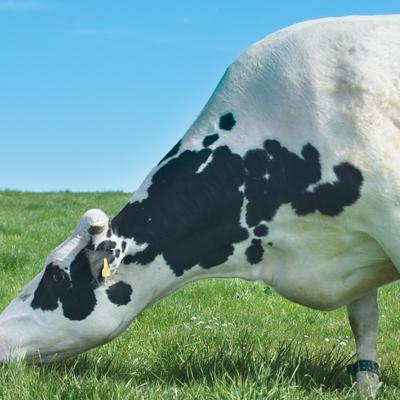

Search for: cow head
xmin=0 ymin=209 xmax=135 ymax=362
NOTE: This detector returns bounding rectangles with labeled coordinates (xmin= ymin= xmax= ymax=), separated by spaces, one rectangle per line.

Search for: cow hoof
xmin=356 ymin=371 xmax=380 ymax=399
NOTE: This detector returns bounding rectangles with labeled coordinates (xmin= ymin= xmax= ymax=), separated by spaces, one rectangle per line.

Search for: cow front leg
xmin=346 ymin=289 xmax=380 ymax=398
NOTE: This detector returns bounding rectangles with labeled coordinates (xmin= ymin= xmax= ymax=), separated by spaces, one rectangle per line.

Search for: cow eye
xmin=52 ymin=269 xmax=66 ymax=283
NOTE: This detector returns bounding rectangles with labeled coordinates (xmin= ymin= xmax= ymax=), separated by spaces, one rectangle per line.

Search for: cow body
xmin=1 ymin=15 xmax=400 ymax=396
xmin=111 ymin=14 xmax=400 ymax=310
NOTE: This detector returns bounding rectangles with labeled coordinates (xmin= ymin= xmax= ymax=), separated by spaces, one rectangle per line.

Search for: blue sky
xmin=1 ymin=1 xmax=399 ymax=192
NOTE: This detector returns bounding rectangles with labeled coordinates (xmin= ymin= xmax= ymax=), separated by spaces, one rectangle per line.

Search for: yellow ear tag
xmin=101 ymin=258 xmax=111 ymax=278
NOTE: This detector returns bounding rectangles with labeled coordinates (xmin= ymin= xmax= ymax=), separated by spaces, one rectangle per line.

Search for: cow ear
xmin=84 ymin=249 xmax=113 ymax=280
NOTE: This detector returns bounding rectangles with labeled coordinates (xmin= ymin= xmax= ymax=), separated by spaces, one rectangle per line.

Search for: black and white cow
xmin=2 ymin=15 xmax=400 ymax=397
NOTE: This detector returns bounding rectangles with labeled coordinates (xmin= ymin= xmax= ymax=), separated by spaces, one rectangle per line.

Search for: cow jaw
xmin=0 ymin=277 xmax=134 ymax=362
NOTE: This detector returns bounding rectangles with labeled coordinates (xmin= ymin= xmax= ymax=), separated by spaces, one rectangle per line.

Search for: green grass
xmin=0 ymin=191 xmax=399 ymax=399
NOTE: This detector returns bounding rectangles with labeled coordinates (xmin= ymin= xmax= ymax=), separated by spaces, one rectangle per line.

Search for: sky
xmin=1 ymin=1 xmax=399 ymax=192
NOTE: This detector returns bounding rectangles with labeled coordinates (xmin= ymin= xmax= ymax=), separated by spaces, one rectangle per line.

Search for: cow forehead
xmin=113 ymin=112 xmax=363 ymax=277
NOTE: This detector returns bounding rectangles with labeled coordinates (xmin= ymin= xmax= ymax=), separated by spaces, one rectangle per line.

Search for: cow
xmin=1 ymin=14 xmax=399 ymax=397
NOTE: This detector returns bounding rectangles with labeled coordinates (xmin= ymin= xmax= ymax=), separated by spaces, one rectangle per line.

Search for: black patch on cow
xmin=219 ymin=113 xmax=236 ymax=131
xmin=112 ymin=146 xmax=248 ymax=276
xmin=106 ymin=281 xmax=132 ymax=306
xmin=106 ymin=228 xmax=112 ymax=238
xmin=122 ymin=254 xmax=135 ymax=265
xmin=87 ymin=238 xmax=95 ymax=251
xmin=96 ymin=240 xmax=116 ymax=252
xmin=124 ymin=245 xmax=159 ymax=265
xmin=246 ymin=239 xmax=264 ymax=264
xmin=292 ymin=163 xmax=363 ymax=216
xmin=31 ymin=263 xmax=67 ymax=311
xmin=203 ymin=134 xmax=219 ymax=148
xmin=121 ymin=241 xmax=127 ymax=252
xmin=115 ymin=249 xmax=121 ymax=258
xmin=158 ymin=140 xmax=182 ymax=165
xmin=112 ymin=133 xmax=363 ymax=274
xmin=31 ymin=250 xmax=100 ymax=320
xmin=254 ymin=224 xmax=268 ymax=237
xmin=244 ymin=141 xmax=322 ymax=227
xmin=244 ymin=140 xmax=363 ymax=226
xmin=244 ymin=149 xmax=270 ymax=178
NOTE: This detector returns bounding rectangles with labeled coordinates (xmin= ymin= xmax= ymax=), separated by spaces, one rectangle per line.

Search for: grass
xmin=0 ymin=191 xmax=399 ymax=399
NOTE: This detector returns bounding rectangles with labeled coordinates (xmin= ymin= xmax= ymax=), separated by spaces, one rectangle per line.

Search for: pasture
xmin=0 ymin=191 xmax=399 ymax=399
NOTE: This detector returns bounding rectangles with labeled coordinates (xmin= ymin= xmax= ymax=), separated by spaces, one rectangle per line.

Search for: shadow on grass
xmin=139 ymin=339 xmax=354 ymax=390
xmin=35 ymin=338 xmax=365 ymax=393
